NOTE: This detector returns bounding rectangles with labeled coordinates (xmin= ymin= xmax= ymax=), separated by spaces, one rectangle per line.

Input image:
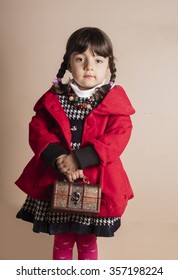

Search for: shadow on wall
xmin=0 ymin=201 xmax=82 ymax=260
xmin=0 ymin=203 xmax=53 ymax=260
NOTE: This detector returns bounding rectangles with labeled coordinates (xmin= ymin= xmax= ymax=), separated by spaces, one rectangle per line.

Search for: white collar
xmin=70 ymin=80 xmax=106 ymax=98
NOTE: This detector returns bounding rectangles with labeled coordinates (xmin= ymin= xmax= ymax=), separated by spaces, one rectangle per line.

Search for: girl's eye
xmin=75 ymin=57 xmax=85 ymax=62
xmin=96 ymin=59 xmax=103 ymax=64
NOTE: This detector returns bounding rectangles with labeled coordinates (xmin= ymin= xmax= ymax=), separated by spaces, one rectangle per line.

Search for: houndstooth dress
xmin=16 ymin=94 xmax=121 ymax=237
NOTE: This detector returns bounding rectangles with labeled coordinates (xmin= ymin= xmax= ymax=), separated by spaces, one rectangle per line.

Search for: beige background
xmin=0 ymin=0 xmax=178 ymax=260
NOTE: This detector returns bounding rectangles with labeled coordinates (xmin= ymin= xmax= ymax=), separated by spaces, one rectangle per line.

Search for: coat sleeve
xmin=29 ymin=108 xmax=68 ymax=159
xmin=88 ymin=114 xmax=133 ymax=166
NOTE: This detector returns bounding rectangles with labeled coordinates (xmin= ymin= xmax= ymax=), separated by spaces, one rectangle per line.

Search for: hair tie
xmin=53 ymin=77 xmax=61 ymax=85
xmin=109 ymin=81 xmax=114 ymax=87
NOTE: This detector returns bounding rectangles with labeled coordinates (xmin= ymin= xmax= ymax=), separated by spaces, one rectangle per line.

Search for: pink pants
xmin=53 ymin=232 xmax=98 ymax=260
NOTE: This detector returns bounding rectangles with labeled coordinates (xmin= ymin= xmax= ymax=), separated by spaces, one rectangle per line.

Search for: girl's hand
xmin=56 ymin=153 xmax=79 ymax=175
xmin=55 ymin=154 xmax=67 ymax=172
xmin=66 ymin=170 xmax=84 ymax=182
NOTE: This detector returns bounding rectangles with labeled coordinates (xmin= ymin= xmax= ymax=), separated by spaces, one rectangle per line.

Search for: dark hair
xmin=53 ymin=27 xmax=116 ymax=95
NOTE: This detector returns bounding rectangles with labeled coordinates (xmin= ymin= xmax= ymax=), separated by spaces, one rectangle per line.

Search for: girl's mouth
xmin=84 ymin=75 xmax=94 ymax=78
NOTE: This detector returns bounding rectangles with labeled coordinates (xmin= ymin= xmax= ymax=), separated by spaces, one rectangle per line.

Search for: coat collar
xmin=93 ymin=85 xmax=135 ymax=116
xmin=34 ymin=85 xmax=135 ymax=117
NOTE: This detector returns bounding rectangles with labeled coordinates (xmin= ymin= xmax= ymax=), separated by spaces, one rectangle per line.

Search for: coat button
xmin=87 ymin=117 xmax=96 ymax=126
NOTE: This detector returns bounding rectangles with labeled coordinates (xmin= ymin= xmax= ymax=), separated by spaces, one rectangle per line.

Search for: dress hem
xmin=16 ymin=209 xmax=121 ymax=237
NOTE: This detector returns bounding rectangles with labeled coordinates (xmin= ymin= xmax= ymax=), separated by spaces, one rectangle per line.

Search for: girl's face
xmin=69 ymin=48 xmax=109 ymax=90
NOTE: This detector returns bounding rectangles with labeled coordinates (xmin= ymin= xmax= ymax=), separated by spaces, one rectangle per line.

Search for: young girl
xmin=16 ymin=27 xmax=135 ymax=260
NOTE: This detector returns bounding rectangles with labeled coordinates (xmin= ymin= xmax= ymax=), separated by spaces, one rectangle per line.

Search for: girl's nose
xmin=84 ymin=61 xmax=93 ymax=71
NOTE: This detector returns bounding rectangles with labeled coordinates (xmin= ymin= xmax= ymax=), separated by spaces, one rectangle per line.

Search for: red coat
xmin=15 ymin=85 xmax=135 ymax=217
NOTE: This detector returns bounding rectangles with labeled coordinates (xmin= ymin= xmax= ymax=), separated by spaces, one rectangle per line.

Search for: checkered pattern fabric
xmin=59 ymin=95 xmax=91 ymax=120
xmin=22 ymin=196 xmax=119 ymax=226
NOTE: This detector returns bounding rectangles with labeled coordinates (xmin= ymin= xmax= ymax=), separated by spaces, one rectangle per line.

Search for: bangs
xmin=66 ymin=27 xmax=113 ymax=58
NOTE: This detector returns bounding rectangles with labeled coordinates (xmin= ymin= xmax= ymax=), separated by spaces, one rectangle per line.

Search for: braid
xmin=52 ymin=53 xmax=69 ymax=95
xmin=95 ymin=56 xmax=117 ymax=98
xmin=56 ymin=54 xmax=68 ymax=79
xmin=109 ymin=58 xmax=117 ymax=84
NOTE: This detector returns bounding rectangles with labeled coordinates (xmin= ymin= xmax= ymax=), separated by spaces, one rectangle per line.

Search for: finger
xmin=78 ymin=169 xmax=84 ymax=178
xmin=57 ymin=160 xmax=66 ymax=168
xmin=64 ymin=169 xmax=71 ymax=175
xmin=66 ymin=174 xmax=73 ymax=182
xmin=62 ymin=154 xmax=79 ymax=171
xmin=57 ymin=160 xmax=71 ymax=172
xmin=59 ymin=166 xmax=70 ymax=174
xmin=71 ymin=172 xmax=77 ymax=181
xmin=57 ymin=154 xmax=67 ymax=160
xmin=56 ymin=155 xmax=66 ymax=165
xmin=61 ymin=162 xmax=75 ymax=173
